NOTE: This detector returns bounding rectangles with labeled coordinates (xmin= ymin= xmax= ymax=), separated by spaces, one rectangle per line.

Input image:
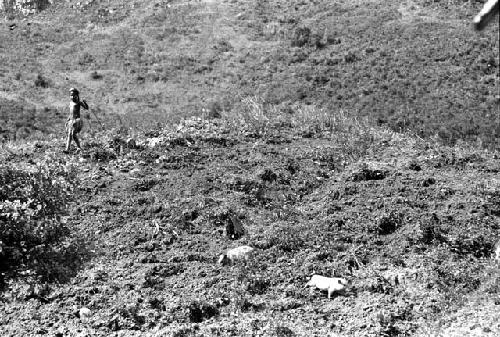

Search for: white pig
xmin=305 ymin=275 xmax=348 ymax=299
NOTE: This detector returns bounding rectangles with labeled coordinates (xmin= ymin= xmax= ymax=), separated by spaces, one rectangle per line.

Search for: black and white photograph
xmin=0 ymin=0 xmax=498 ymax=336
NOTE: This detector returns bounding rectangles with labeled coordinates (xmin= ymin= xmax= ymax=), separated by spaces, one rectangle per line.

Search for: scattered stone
xmin=79 ymin=307 xmax=92 ymax=322
xmin=218 ymin=245 xmax=255 ymax=265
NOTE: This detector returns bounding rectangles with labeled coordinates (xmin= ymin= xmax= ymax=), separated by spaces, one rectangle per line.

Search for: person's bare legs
xmin=73 ymin=133 xmax=82 ymax=151
xmin=65 ymin=128 xmax=73 ymax=152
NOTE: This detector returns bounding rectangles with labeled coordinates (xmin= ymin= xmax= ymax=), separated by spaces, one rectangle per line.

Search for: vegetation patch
xmin=0 ymin=161 xmax=87 ymax=286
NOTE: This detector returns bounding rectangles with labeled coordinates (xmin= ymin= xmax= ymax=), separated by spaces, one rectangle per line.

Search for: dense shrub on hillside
xmin=0 ymin=162 xmax=82 ymax=286
xmin=34 ymin=74 xmax=50 ymax=88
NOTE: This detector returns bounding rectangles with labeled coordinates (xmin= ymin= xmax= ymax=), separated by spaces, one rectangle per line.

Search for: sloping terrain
xmin=1 ymin=111 xmax=499 ymax=336
xmin=0 ymin=0 xmax=499 ymax=336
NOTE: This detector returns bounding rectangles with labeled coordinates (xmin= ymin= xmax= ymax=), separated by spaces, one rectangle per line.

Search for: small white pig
xmin=305 ymin=275 xmax=348 ymax=299
xmin=218 ymin=245 xmax=255 ymax=265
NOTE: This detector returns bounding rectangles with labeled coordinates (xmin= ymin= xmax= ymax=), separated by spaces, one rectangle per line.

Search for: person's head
xmin=69 ymin=88 xmax=79 ymax=102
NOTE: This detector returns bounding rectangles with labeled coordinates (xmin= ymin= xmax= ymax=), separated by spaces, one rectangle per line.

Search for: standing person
xmin=65 ymin=88 xmax=88 ymax=153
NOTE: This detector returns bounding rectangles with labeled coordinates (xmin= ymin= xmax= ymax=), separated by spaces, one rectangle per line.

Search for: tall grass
xmin=220 ymin=96 xmax=380 ymax=167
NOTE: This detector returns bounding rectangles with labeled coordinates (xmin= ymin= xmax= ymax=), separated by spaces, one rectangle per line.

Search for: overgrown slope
xmin=1 ymin=106 xmax=499 ymax=336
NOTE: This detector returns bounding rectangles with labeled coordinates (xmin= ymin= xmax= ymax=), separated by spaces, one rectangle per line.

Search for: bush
xmin=269 ymin=226 xmax=305 ymax=252
xmin=34 ymin=74 xmax=49 ymax=88
xmin=187 ymin=300 xmax=219 ymax=323
xmin=78 ymin=52 xmax=95 ymax=66
xmin=291 ymin=27 xmax=311 ymax=47
xmin=0 ymin=162 xmax=82 ymax=285
xmin=89 ymin=70 xmax=103 ymax=80
xmin=274 ymin=326 xmax=296 ymax=337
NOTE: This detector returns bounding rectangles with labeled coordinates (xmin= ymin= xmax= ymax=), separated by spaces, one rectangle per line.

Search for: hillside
xmin=1 ymin=107 xmax=500 ymax=337
xmin=0 ymin=0 xmax=499 ymax=337
xmin=0 ymin=0 xmax=498 ymax=146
